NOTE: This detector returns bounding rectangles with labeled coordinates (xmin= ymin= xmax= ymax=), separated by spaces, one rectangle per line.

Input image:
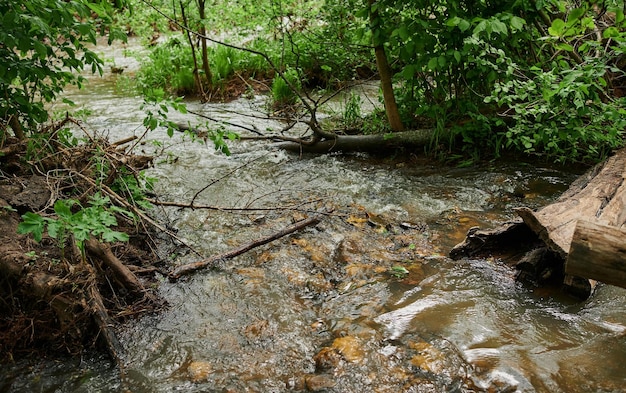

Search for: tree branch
xmin=169 ymin=214 xmax=322 ymax=279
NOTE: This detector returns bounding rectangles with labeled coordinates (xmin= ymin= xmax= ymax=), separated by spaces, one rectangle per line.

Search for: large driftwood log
xmin=566 ymin=220 xmax=626 ymax=289
xmin=451 ymin=148 xmax=626 ymax=298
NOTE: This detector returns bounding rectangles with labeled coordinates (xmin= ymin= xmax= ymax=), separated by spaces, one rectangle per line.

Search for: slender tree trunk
xmin=197 ymin=0 xmax=213 ymax=84
xmin=9 ymin=115 xmax=25 ymax=140
xmin=180 ymin=1 xmax=205 ymax=98
xmin=369 ymin=0 xmax=404 ymax=132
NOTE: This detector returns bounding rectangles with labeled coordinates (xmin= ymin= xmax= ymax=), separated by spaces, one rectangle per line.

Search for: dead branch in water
xmin=85 ymin=238 xmax=153 ymax=300
xmin=169 ymin=214 xmax=322 ymax=279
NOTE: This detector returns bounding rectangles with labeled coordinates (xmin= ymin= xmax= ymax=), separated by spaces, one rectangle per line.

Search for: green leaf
xmin=17 ymin=212 xmax=45 ymax=242
xmin=3 ymin=11 xmax=17 ymax=29
xmin=458 ymin=19 xmax=471 ymax=32
xmin=567 ymin=7 xmax=586 ymax=26
xmin=101 ymin=230 xmax=129 ymax=243
xmin=491 ymin=20 xmax=508 ymax=36
xmin=54 ymin=199 xmax=74 ymax=219
xmin=548 ymin=19 xmax=566 ymax=37
xmin=473 ymin=20 xmax=488 ymax=36
xmin=603 ymin=27 xmax=620 ymax=39
xmin=453 ymin=50 xmax=461 ymax=63
xmin=427 ymin=57 xmax=438 ymax=70
xmin=446 ymin=17 xmax=461 ymax=27
xmin=510 ymin=16 xmax=526 ymax=31
xmin=555 ymin=42 xmax=574 ymax=51
xmin=396 ymin=25 xmax=409 ymax=41
xmin=86 ymin=2 xmax=107 ymax=16
xmin=33 ymin=41 xmax=48 ymax=59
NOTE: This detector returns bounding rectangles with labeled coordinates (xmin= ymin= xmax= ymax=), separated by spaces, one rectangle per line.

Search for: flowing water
xmin=2 ymin=40 xmax=625 ymax=393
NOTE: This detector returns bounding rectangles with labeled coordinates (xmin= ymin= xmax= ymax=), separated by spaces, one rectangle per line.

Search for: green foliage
xmin=351 ymin=0 xmax=626 ymax=162
xmin=210 ymin=126 xmax=239 ymax=155
xmin=140 ymin=91 xmax=238 ymax=155
xmin=342 ymin=92 xmax=363 ymax=129
xmin=388 ymin=265 xmax=409 ymax=279
xmin=136 ymin=38 xmax=196 ymax=95
xmin=110 ymin=168 xmax=156 ymax=210
xmin=486 ymin=59 xmax=626 ymax=162
xmin=362 ymin=110 xmax=392 ymax=135
xmin=17 ymin=194 xmax=131 ymax=256
xmin=271 ymin=68 xmax=302 ymax=107
xmin=210 ymin=46 xmax=239 ymax=85
xmin=126 ymin=0 xmax=626 ymax=163
xmin=0 ymin=0 xmax=125 ymax=131
xmin=141 ymin=89 xmax=188 ymax=137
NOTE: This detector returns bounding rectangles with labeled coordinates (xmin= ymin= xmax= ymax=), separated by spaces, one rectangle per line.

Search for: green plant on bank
xmin=210 ymin=45 xmax=240 ymax=86
xmin=342 ymin=92 xmax=363 ymax=129
xmin=485 ymin=56 xmax=626 ymax=162
xmin=136 ymin=38 xmax=197 ymax=95
xmin=481 ymin=4 xmax=626 ymax=163
xmin=17 ymin=194 xmax=132 ymax=258
xmin=362 ymin=109 xmax=391 ymax=135
xmin=271 ymin=68 xmax=302 ymax=107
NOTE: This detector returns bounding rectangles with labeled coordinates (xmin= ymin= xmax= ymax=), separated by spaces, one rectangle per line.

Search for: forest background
xmin=3 ymin=0 xmax=626 ymax=164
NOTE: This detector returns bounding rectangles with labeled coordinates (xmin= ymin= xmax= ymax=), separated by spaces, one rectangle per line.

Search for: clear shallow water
xmin=3 ymin=45 xmax=626 ymax=393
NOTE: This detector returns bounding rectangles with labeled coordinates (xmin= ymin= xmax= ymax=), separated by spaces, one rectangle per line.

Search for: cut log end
xmin=566 ymin=220 xmax=626 ymax=290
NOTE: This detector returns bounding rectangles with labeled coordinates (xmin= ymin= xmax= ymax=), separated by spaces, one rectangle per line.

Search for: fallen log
xmin=451 ymin=148 xmax=626 ymax=299
xmin=170 ymin=215 xmax=321 ymax=279
xmin=274 ymin=129 xmax=438 ymax=154
xmin=566 ymin=220 xmax=626 ymax=289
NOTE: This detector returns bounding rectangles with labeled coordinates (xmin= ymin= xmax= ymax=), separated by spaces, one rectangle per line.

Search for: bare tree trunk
xmin=197 ymin=0 xmax=213 ymax=85
xmin=369 ymin=0 xmax=404 ymax=132
xmin=180 ymin=1 xmax=206 ymax=99
xmin=9 ymin=115 xmax=25 ymax=140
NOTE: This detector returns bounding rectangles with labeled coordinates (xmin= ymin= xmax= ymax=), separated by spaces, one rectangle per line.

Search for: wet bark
xmin=85 ymin=238 xmax=149 ymax=299
xmin=566 ymin=220 xmax=626 ymax=289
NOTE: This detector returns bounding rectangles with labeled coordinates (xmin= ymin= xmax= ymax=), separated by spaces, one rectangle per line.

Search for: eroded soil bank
xmin=0 ymin=132 xmax=171 ymax=362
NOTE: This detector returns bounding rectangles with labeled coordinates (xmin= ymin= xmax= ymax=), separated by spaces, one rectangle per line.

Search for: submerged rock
xmin=187 ymin=360 xmax=213 ymax=382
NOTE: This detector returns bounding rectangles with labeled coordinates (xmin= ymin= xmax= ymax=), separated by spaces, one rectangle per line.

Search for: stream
xmin=2 ymin=40 xmax=625 ymax=393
